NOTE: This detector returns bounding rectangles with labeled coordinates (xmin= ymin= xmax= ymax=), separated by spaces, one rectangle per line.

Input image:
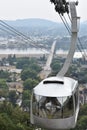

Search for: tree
xmin=0 ymin=79 xmax=9 ymax=97
xmin=29 ymin=63 xmax=42 ymax=73
xmin=0 ymin=79 xmax=8 ymax=89
xmin=22 ymin=90 xmax=31 ymax=109
xmin=21 ymin=69 xmax=37 ymax=81
xmin=51 ymin=60 xmax=61 ymax=75
xmin=72 ymin=105 xmax=87 ymax=130
xmin=22 ymin=90 xmax=31 ymax=100
xmin=23 ymin=78 xmax=39 ymax=90
xmin=8 ymin=91 xmax=18 ymax=106
xmin=0 ymin=101 xmax=34 ymax=130
xmin=0 ymin=101 xmax=13 ymax=115
xmin=7 ymin=54 xmax=16 ymax=65
xmin=16 ymin=58 xmax=30 ymax=69
xmin=76 ymin=116 xmax=87 ymax=129
xmin=0 ymin=113 xmax=15 ymax=130
xmin=0 ymin=70 xmax=10 ymax=79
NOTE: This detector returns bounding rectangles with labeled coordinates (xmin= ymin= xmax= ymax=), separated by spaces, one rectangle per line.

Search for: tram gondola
xmin=30 ymin=76 xmax=79 ymax=129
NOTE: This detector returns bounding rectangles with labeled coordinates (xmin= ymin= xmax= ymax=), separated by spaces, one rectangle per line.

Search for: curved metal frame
xmin=57 ymin=2 xmax=79 ymax=76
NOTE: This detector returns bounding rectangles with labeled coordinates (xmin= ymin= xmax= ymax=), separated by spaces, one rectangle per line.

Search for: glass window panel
xmin=32 ymin=94 xmax=74 ymax=119
xmin=63 ymin=96 xmax=74 ymax=118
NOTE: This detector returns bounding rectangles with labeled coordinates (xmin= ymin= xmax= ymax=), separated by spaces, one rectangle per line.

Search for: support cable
xmin=66 ymin=14 xmax=87 ymax=59
xmin=0 ymin=27 xmax=15 ymax=36
xmin=59 ymin=13 xmax=87 ymax=60
xmin=0 ymin=20 xmax=37 ymax=43
xmin=0 ymin=22 xmax=37 ymax=48
xmin=0 ymin=20 xmax=46 ymax=49
xmin=67 ymin=13 xmax=86 ymax=51
xmin=59 ymin=14 xmax=71 ymax=34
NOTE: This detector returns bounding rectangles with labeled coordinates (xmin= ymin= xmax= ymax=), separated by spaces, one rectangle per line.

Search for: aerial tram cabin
xmin=30 ymin=76 xmax=79 ymax=129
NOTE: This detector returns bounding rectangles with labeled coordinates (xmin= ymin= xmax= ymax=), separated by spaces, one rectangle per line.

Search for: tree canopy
xmin=21 ymin=69 xmax=38 ymax=81
xmin=23 ymin=78 xmax=39 ymax=90
xmin=0 ymin=101 xmax=33 ymax=130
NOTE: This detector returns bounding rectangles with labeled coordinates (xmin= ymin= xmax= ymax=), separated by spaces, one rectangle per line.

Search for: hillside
xmin=2 ymin=18 xmax=68 ymax=36
xmin=5 ymin=18 xmax=58 ymax=27
xmin=0 ymin=18 xmax=86 ymax=36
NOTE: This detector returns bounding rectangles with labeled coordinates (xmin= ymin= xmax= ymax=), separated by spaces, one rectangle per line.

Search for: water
xmin=0 ymin=48 xmax=84 ymax=58
xmin=56 ymin=49 xmax=83 ymax=58
xmin=0 ymin=48 xmax=48 ymax=54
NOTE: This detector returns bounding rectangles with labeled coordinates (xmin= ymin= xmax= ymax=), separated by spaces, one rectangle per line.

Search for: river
xmin=0 ymin=48 xmax=84 ymax=58
xmin=0 ymin=48 xmax=48 ymax=54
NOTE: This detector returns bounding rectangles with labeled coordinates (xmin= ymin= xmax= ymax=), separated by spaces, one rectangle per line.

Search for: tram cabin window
xmin=32 ymin=94 xmax=74 ymax=119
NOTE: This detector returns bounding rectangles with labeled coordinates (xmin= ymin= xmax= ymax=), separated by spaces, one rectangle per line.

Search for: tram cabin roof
xmin=33 ymin=76 xmax=78 ymax=97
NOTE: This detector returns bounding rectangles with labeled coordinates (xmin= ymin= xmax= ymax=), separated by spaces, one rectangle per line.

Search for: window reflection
xmin=32 ymin=94 xmax=74 ymax=119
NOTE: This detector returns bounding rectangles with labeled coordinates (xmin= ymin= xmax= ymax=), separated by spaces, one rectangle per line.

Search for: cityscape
xmin=0 ymin=16 xmax=87 ymax=130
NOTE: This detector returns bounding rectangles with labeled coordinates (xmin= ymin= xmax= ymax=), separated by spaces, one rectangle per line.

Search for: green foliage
xmin=51 ymin=62 xmax=61 ymax=71
xmin=21 ymin=69 xmax=37 ymax=81
xmin=0 ymin=89 xmax=9 ymax=98
xmin=22 ymin=90 xmax=31 ymax=100
xmin=22 ymin=99 xmax=30 ymax=109
xmin=78 ymin=68 xmax=87 ymax=84
xmin=8 ymin=91 xmax=18 ymax=106
xmin=22 ymin=90 xmax=31 ymax=108
xmin=7 ymin=54 xmax=16 ymax=65
xmin=17 ymin=57 xmax=41 ymax=82
xmin=0 ymin=79 xmax=8 ymax=89
xmin=0 ymin=70 xmax=10 ymax=79
xmin=72 ymin=105 xmax=87 ymax=130
xmin=51 ymin=59 xmax=61 ymax=74
xmin=29 ymin=63 xmax=42 ymax=72
xmin=0 ymin=101 xmax=34 ymax=130
xmin=66 ymin=62 xmax=87 ymax=84
xmin=16 ymin=57 xmax=41 ymax=80
xmin=0 ymin=113 xmax=16 ymax=130
xmin=79 ymin=104 xmax=87 ymax=116
xmin=0 ymin=101 xmax=13 ymax=115
xmin=16 ymin=57 xmax=38 ymax=70
xmin=76 ymin=116 xmax=87 ymax=129
xmin=39 ymin=54 xmax=46 ymax=61
xmin=0 ymin=79 xmax=8 ymax=97
xmin=16 ymin=58 xmax=30 ymax=69
xmin=23 ymin=78 xmax=39 ymax=90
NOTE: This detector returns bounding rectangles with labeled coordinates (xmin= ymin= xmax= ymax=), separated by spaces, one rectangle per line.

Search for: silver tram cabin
xmin=30 ymin=76 xmax=79 ymax=130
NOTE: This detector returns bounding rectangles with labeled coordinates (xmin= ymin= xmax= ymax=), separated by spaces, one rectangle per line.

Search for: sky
xmin=0 ymin=0 xmax=86 ymax=22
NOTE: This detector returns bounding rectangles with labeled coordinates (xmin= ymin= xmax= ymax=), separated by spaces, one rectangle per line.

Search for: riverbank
xmin=0 ymin=53 xmax=46 ymax=59
xmin=0 ymin=49 xmax=84 ymax=59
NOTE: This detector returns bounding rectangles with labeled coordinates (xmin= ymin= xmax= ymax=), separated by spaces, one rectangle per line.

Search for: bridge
xmin=39 ymin=40 xmax=56 ymax=79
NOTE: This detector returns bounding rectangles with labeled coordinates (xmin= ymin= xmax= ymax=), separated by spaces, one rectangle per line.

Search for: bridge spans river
xmin=39 ymin=41 xmax=56 ymax=79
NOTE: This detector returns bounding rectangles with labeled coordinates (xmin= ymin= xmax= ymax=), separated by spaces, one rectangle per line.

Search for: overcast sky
xmin=0 ymin=0 xmax=86 ymax=22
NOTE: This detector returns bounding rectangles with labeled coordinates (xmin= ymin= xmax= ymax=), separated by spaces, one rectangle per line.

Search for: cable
xmin=0 ymin=20 xmax=37 ymax=44
xmin=66 ymin=14 xmax=87 ymax=59
xmin=0 ymin=20 xmax=46 ymax=49
xmin=0 ymin=21 xmax=37 ymax=48
xmin=59 ymin=13 xmax=87 ymax=60
xmin=0 ymin=23 xmax=24 ymax=37
xmin=0 ymin=27 xmax=16 ymax=36
xmin=59 ymin=14 xmax=71 ymax=34
xmin=63 ymin=15 xmax=71 ymax=33
xmin=63 ymin=15 xmax=83 ymax=54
